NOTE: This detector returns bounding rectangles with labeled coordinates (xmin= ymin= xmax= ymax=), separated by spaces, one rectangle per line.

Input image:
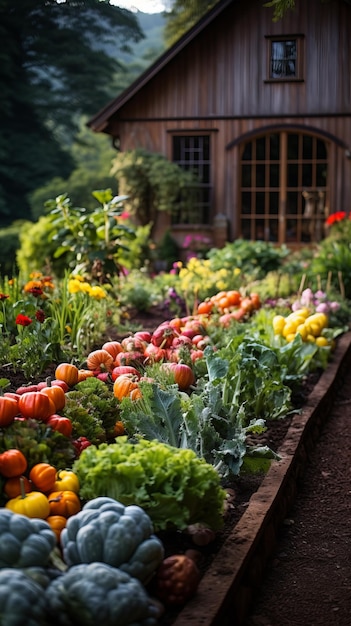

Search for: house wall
xmin=104 ymin=0 xmax=351 ymax=243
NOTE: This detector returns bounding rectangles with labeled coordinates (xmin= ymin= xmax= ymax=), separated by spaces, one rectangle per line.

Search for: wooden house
xmin=88 ymin=0 xmax=351 ymax=251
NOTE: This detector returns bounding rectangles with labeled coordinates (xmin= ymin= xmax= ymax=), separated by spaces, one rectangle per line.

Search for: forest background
xmin=0 ymin=0 xmax=296 ymax=275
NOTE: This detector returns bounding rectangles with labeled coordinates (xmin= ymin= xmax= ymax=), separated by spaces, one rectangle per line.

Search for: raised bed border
xmin=172 ymin=331 xmax=351 ymax=626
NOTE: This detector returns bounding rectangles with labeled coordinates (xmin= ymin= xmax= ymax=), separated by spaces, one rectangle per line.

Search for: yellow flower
xmin=89 ymin=286 xmax=107 ymax=300
xmin=68 ymin=279 xmax=83 ymax=294
xmin=71 ymin=274 xmax=85 ymax=282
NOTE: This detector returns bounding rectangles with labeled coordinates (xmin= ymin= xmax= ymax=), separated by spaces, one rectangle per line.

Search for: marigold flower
xmin=23 ymin=280 xmax=43 ymax=293
xmin=28 ymin=287 xmax=44 ymax=297
xmin=16 ymin=314 xmax=32 ymax=327
xmin=0 ymin=293 xmax=9 ymax=300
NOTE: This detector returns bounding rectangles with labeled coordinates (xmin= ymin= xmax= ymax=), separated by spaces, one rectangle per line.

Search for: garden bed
xmin=163 ymin=330 xmax=351 ymax=626
xmin=1 ymin=315 xmax=349 ymax=626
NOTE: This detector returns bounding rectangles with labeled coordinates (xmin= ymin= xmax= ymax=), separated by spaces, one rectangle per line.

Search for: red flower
xmin=28 ymin=287 xmax=44 ymax=297
xmin=35 ymin=309 xmax=46 ymax=323
xmin=325 ymin=211 xmax=347 ymax=226
xmin=15 ymin=314 xmax=32 ymax=327
xmin=0 ymin=293 xmax=9 ymax=300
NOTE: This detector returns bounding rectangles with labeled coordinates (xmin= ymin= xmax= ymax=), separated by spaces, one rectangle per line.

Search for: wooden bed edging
xmin=171 ymin=331 xmax=351 ymax=626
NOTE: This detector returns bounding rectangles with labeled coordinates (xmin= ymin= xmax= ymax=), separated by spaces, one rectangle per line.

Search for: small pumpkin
xmin=40 ymin=383 xmax=66 ymax=412
xmin=18 ymin=391 xmax=55 ymax=421
xmin=154 ymin=554 xmax=201 ymax=606
xmin=55 ymin=363 xmax=79 ymax=387
xmin=46 ymin=414 xmax=73 ymax=437
xmin=113 ymin=375 xmax=141 ymax=401
xmin=0 ymin=449 xmax=27 ymax=478
xmin=101 ymin=340 xmax=123 ymax=359
xmin=53 ymin=470 xmax=80 ymax=494
xmin=3 ymin=475 xmax=31 ymax=499
xmin=6 ymin=478 xmax=50 ymax=519
xmin=86 ymin=349 xmax=114 ymax=372
xmin=111 ymin=365 xmax=140 ymax=381
xmin=77 ymin=368 xmax=95 ymax=382
xmin=0 ymin=396 xmax=19 ymax=427
xmin=48 ymin=490 xmax=81 ymax=518
xmin=169 ymin=363 xmax=195 ymax=390
xmin=29 ymin=462 xmax=57 ymax=493
xmin=46 ymin=515 xmax=67 ymax=542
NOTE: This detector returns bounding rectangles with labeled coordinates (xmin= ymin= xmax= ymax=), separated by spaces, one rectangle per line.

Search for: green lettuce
xmin=73 ymin=436 xmax=226 ymax=531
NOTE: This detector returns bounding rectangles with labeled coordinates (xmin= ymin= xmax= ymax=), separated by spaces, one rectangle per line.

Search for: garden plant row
xmin=0 ymin=283 xmax=349 ymax=626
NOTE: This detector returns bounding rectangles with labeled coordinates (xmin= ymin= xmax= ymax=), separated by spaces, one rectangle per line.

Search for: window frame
xmin=265 ymin=34 xmax=305 ymax=82
xmin=170 ymin=133 xmax=212 ymax=226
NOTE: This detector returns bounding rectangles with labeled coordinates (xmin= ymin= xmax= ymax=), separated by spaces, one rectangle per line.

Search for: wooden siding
xmin=94 ymin=0 xmax=351 ymax=244
xmin=108 ymin=0 xmax=351 ymax=125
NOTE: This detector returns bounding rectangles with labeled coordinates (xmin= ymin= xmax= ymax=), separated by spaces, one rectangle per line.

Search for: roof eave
xmin=87 ymin=0 xmax=233 ymax=132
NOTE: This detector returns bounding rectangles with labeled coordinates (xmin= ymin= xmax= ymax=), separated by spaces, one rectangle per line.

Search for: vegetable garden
xmin=0 ymin=203 xmax=350 ymax=625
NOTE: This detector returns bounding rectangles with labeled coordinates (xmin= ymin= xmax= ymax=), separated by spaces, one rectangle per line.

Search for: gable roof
xmin=87 ymin=0 xmax=233 ymax=132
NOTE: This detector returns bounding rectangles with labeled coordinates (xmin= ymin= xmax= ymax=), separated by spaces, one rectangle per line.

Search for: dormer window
xmin=266 ymin=35 xmax=304 ymax=81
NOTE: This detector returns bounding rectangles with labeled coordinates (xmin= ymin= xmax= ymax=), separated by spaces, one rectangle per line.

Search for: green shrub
xmin=0 ymin=221 xmax=28 ymax=277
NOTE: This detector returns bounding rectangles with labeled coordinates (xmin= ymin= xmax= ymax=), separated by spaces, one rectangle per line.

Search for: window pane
xmin=287 ymin=134 xmax=299 ymax=159
xmin=269 ymin=192 xmax=279 ymax=214
xmin=316 ymin=164 xmax=327 ymax=186
xmin=302 ymin=163 xmax=312 ymax=186
xmin=270 ymin=134 xmax=280 ymax=159
xmin=256 ymin=192 xmax=265 ymax=214
xmin=316 ymin=139 xmax=327 ymax=159
xmin=172 ymin=135 xmax=211 ymax=225
xmin=303 ymin=135 xmax=313 ymax=159
xmin=242 ymin=142 xmax=252 ymax=160
xmin=268 ymin=219 xmax=279 ymax=242
xmin=271 ymin=40 xmax=297 ymax=78
xmin=286 ymin=219 xmax=298 ymax=242
xmin=241 ymin=192 xmax=251 ymax=214
xmin=242 ymin=165 xmax=251 ymax=187
xmin=287 ymin=191 xmax=298 ymax=215
xmin=256 ymin=164 xmax=265 ymax=187
xmin=270 ymin=164 xmax=279 ymax=187
xmin=256 ymin=137 xmax=266 ymax=160
xmin=288 ymin=163 xmax=298 ymax=186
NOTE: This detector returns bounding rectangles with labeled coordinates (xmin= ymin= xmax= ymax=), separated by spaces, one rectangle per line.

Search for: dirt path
xmin=244 ymin=365 xmax=351 ymax=626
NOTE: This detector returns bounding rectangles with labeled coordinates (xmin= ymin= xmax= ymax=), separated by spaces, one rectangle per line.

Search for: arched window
xmin=239 ymin=131 xmax=328 ymax=244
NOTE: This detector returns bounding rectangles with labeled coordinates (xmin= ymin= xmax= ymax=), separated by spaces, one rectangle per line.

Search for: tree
xmin=164 ymin=0 xmax=218 ymax=47
xmin=0 ymin=0 xmax=143 ymax=225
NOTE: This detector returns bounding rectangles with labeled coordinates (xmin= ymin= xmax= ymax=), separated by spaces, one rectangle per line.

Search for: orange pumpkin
xmin=77 ymin=369 xmax=95 ymax=382
xmin=0 ymin=396 xmax=19 ymax=427
xmin=113 ymin=375 xmax=140 ymax=401
xmin=55 ymin=363 xmax=79 ymax=387
xmin=29 ymin=463 xmax=57 ymax=493
xmin=0 ymin=449 xmax=27 ymax=478
xmin=101 ymin=341 xmax=123 ymax=359
xmin=3 ymin=475 xmax=31 ymax=499
xmin=48 ymin=490 xmax=81 ymax=518
xmin=18 ymin=391 xmax=55 ymax=421
xmin=86 ymin=349 xmax=114 ymax=372
xmin=40 ymin=384 xmax=66 ymax=412
xmin=46 ymin=515 xmax=67 ymax=542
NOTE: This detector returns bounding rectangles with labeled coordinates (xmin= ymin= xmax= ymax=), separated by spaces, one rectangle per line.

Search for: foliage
xmin=73 ymin=436 xmax=226 ymax=531
xmin=0 ymin=223 xmax=24 ymax=277
xmin=29 ymin=123 xmax=118 ymax=221
xmin=0 ymin=272 xmax=111 ymax=375
xmin=309 ymin=215 xmax=351 ymax=299
xmin=110 ymin=148 xmax=197 ymax=229
xmin=207 ymin=239 xmax=290 ymax=280
xmin=18 ymin=190 xmax=136 ymax=281
xmin=263 ymin=0 xmax=296 ymax=21
xmin=0 ymin=0 xmax=144 ymax=224
xmin=164 ymin=0 xmax=218 ymax=47
xmin=62 ymin=378 xmax=119 ymax=444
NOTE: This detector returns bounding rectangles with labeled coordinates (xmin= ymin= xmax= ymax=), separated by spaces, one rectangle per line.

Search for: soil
xmin=244 ymin=360 xmax=351 ymax=626
xmin=1 ymin=305 xmax=350 ymax=625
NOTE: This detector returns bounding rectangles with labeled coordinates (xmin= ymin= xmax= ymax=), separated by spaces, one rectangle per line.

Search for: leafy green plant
xmin=207 ymin=239 xmax=290 ymax=280
xmin=73 ymin=436 xmax=226 ymax=531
